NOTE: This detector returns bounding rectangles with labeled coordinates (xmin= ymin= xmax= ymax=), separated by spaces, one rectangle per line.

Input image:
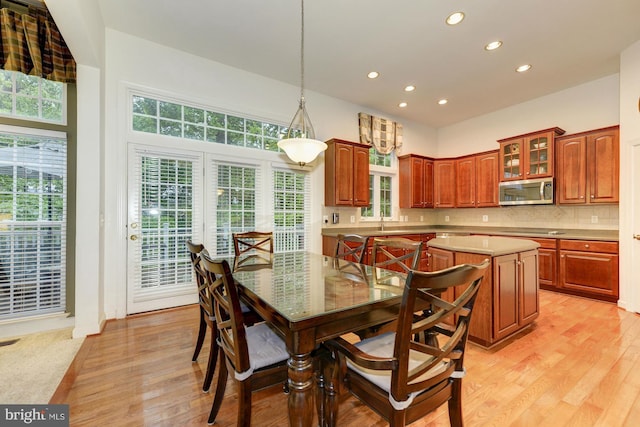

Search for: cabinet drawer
xmin=529 ymin=238 xmax=556 ymax=249
xmin=558 ymin=240 xmax=618 ymax=254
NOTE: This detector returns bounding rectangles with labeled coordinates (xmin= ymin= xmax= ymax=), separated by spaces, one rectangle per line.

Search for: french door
xmin=127 ymin=145 xmax=202 ymax=314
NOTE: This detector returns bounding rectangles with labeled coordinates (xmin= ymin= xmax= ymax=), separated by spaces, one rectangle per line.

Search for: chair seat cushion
xmin=348 ymin=332 xmax=448 ymax=403
xmin=246 ymin=323 xmax=289 ymax=371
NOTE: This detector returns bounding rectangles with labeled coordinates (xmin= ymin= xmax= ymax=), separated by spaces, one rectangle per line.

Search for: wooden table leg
xmin=287 ymin=352 xmax=315 ymax=427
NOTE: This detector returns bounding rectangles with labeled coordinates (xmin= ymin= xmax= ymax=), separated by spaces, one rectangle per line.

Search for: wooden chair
xmin=186 ymin=240 xmax=218 ymax=392
xmin=371 ymin=237 xmax=422 ymax=273
xmin=320 ymin=260 xmax=490 ymax=427
xmin=200 ymin=253 xmax=289 ymax=427
xmin=233 ymin=231 xmax=274 ymax=268
xmin=334 ymin=234 xmax=369 ymax=264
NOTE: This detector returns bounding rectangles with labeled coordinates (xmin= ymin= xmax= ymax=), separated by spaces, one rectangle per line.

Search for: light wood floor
xmin=51 ymin=290 xmax=640 ymax=426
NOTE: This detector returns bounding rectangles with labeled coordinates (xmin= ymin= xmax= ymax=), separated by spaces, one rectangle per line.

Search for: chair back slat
xmin=200 ymin=253 xmax=251 ymax=374
xmin=334 ymin=234 xmax=369 ymax=264
xmin=233 ymin=231 xmax=274 ymax=268
xmin=391 ymin=260 xmax=489 ymax=402
xmin=371 ymin=237 xmax=422 ymax=273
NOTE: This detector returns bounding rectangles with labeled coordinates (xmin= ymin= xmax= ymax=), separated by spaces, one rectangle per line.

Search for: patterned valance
xmin=0 ymin=5 xmax=75 ymax=83
xmin=358 ymin=112 xmax=403 ymax=155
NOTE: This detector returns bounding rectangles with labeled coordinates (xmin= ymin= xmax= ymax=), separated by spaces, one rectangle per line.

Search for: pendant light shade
xmin=277 ymin=0 xmax=327 ymax=167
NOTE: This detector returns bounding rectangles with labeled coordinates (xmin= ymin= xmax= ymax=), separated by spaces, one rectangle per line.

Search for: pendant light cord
xmin=299 ymin=0 xmax=305 ymax=103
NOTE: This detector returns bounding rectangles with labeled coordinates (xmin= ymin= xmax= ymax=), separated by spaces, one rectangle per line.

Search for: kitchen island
xmin=427 ymin=236 xmax=540 ymax=347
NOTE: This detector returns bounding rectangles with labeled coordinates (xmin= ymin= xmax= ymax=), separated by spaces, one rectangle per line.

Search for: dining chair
xmin=186 ymin=240 xmax=218 ymax=392
xmin=371 ymin=237 xmax=422 ymax=273
xmin=233 ymin=231 xmax=274 ymax=268
xmin=320 ymin=260 xmax=490 ymax=427
xmin=334 ymin=234 xmax=369 ymax=264
xmin=199 ymin=253 xmax=289 ymax=426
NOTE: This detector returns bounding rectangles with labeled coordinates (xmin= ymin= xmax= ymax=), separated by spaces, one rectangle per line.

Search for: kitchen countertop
xmin=427 ymin=235 xmax=540 ymax=256
xmin=322 ymin=225 xmax=619 ymax=241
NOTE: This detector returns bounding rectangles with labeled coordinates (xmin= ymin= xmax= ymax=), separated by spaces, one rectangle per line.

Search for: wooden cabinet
xmin=556 ymin=126 xmax=619 ymax=205
xmin=324 ymin=138 xmax=370 ymax=207
xmin=492 ymin=250 xmax=539 ymax=342
xmin=558 ymin=239 xmax=619 ymax=302
xmin=434 ymin=159 xmax=456 ymax=208
xmin=498 ymin=127 xmax=565 ymax=181
xmin=399 ymin=155 xmax=434 ymax=208
xmin=427 ymin=247 xmax=539 ymax=347
xmin=455 ymin=151 xmax=499 ymax=208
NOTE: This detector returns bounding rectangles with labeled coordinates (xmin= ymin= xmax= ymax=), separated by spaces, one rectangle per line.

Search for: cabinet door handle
xmin=590 ymin=195 xmax=595 ymax=199
xmin=634 ymin=234 xmax=640 ymax=240
xmin=584 ymin=244 xmax=590 ymax=248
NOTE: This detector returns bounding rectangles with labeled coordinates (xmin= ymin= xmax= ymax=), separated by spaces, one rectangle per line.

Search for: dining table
xmin=230 ymin=251 xmax=408 ymax=427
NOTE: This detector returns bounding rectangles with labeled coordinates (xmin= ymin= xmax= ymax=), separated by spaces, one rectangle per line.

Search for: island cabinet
xmin=498 ymin=127 xmax=565 ymax=181
xmin=555 ymin=126 xmax=619 ymax=205
xmin=427 ymin=236 xmax=539 ymax=347
xmin=324 ymin=138 xmax=370 ymax=207
xmin=434 ymin=159 xmax=456 ymax=208
xmin=502 ymin=236 xmax=557 ymax=290
xmin=455 ymin=151 xmax=499 ymax=208
xmin=558 ymin=239 xmax=619 ymax=302
xmin=398 ymin=155 xmax=434 ymax=208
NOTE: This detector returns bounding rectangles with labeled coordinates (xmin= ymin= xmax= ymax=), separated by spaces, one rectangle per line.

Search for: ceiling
xmin=96 ymin=0 xmax=640 ymax=129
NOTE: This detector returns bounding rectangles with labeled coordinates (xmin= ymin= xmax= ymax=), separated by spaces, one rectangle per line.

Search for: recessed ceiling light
xmin=404 ymin=85 xmax=415 ymax=92
xmin=367 ymin=71 xmax=379 ymax=79
xmin=485 ymin=41 xmax=502 ymax=51
xmin=438 ymin=99 xmax=448 ymax=105
xmin=516 ymin=64 xmax=532 ymax=73
xmin=446 ymin=12 xmax=465 ymax=26
xmin=398 ymin=102 xmax=408 ymax=108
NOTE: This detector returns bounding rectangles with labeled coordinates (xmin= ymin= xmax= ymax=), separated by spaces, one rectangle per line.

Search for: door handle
xmin=634 ymin=234 xmax=640 ymax=241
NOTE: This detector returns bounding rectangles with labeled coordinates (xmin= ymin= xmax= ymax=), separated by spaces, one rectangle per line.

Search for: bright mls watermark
xmin=1 ymin=405 xmax=68 ymax=426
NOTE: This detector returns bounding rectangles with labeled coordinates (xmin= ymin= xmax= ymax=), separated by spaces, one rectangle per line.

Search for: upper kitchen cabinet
xmin=455 ymin=151 xmax=499 ymax=208
xmin=324 ymin=138 xmax=370 ymax=207
xmin=556 ymin=126 xmax=619 ymax=205
xmin=399 ymin=154 xmax=434 ymax=208
xmin=434 ymin=159 xmax=456 ymax=208
xmin=498 ymin=127 xmax=565 ymax=182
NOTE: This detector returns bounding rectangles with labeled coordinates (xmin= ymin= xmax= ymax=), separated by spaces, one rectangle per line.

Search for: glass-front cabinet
xmin=498 ymin=127 xmax=565 ymax=182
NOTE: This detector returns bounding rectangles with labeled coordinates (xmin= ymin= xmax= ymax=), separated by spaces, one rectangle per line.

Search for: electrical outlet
xmin=482 ymin=215 xmax=489 ymax=222
xmin=420 ymin=215 xmax=424 ymax=222
xmin=591 ymin=215 xmax=598 ymax=224
xmin=445 ymin=215 xmax=450 ymax=222
xmin=404 ymin=215 xmax=408 ymax=222
xmin=323 ymin=215 xmax=329 ymax=224
xmin=350 ymin=215 xmax=355 ymax=223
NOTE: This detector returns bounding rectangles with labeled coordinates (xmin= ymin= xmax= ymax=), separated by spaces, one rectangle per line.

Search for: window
xmin=131 ymin=92 xmax=311 ymax=262
xmin=361 ymin=147 xmax=395 ymax=219
xmin=132 ymin=94 xmax=286 ymax=152
xmin=0 ymin=127 xmax=67 ymax=320
xmin=211 ymin=162 xmax=261 ymax=256
xmin=273 ymin=169 xmax=309 ymax=252
xmin=0 ymin=70 xmax=66 ymax=124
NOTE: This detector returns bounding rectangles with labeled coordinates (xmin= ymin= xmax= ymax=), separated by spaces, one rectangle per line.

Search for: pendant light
xmin=277 ymin=0 xmax=327 ymax=167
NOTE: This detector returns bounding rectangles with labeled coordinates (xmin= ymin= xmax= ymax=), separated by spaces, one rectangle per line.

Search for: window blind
xmin=0 ymin=127 xmax=66 ymax=320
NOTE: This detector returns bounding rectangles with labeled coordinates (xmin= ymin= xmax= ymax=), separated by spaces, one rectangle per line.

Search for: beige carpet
xmin=0 ymin=327 xmax=84 ymax=404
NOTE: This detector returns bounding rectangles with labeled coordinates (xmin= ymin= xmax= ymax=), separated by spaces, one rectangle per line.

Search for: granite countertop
xmin=427 ymin=235 xmax=540 ymax=256
xmin=322 ymin=225 xmax=619 ymax=241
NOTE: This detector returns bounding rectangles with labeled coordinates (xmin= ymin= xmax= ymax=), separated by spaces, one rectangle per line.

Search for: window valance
xmin=0 ymin=5 xmax=75 ymax=83
xmin=358 ymin=112 xmax=403 ymax=155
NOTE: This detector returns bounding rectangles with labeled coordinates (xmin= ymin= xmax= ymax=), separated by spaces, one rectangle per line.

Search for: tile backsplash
xmin=322 ymin=204 xmax=618 ymax=231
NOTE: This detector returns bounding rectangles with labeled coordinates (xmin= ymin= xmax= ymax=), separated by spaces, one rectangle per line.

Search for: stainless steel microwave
xmin=498 ymin=178 xmax=554 ymax=206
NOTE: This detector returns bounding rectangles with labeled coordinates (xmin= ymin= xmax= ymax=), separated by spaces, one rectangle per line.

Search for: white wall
xmin=619 ymin=40 xmax=640 ymax=312
xmin=436 ymin=75 xmax=620 ymax=157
